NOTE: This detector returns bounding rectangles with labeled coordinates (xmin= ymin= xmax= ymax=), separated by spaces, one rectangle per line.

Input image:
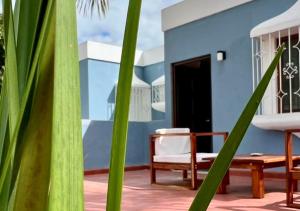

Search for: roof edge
xmin=79 ymin=41 xmax=164 ymax=67
xmin=162 ymin=0 xmax=253 ymax=32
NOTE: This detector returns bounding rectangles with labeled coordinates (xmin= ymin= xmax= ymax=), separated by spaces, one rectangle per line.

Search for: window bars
xmin=151 ymin=75 xmax=165 ymax=113
xmin=252 ymin=26 xmax=300 ymax=115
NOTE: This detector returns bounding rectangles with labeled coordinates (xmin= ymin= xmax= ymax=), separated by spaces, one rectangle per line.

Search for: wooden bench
xmin=150 ymin=130 xmax=229 ymax=191
xmin=205 ymin=155 xmax=300 ymax=198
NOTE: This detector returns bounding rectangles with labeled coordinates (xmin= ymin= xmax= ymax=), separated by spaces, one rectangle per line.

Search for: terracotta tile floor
xmin=84 ymin=170 xmax=300 ymax=211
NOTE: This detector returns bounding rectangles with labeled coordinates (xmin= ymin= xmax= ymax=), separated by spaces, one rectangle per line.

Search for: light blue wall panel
xmin=143 ymin=62 xmax=164 ymax=83
xmin=85 ymin=60 xmax=150 ymax=120
xmin=80 ymin=60 xmax=89 ymax=119
xmin=135 ymin=66 xmax=144 ymax=79
xmin=164 ymin=0 xmax=299 ymax=156
xmin=83 ymin=121 xmax=148 ymax=170
xmin=87 ymin=60 xmax=119 ymax=120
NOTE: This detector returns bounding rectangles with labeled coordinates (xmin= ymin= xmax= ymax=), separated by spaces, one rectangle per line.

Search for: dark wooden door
xmin=172 ymin=55 xmax=212 ymax=152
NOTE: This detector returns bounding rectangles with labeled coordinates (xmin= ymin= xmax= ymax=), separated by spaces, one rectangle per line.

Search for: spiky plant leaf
xmin=13 ymin=1 xmax=55 ymax=210
xmin=48 ymin=0 xmax=84 ymax=210
xmin=189 ymin=46 xmax=285 ymax=211
xmin=106 ymin=1 xmax=142 ymax=211
xmin=0 ymin=0 xmax=19 ymax=209
xmin=16 ymin=0 xmax=44 ymax=97
xmin=0 ymin=0 xmax=84 ymax=210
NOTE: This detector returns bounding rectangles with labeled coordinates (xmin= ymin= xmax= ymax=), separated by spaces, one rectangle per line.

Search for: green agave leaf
xmin=0 ymin=0 xmax=54 ymax=198
xmin=13 ymin=1 xmax=55 ymax=210
xmin=16 ymin=0 xmax=43 ymax=96
xmin=0 ymin=0 xmax=19 ymax=209
xmin=0 ymin=77 xmax=9 ymax=211
xmin=3 ymin=0 xmax=19 ymax=140
xmin=106 ymin=1 xmax=142 ymax=211
xmin=48 ymin=0 xmax=83 ymax=210
xmin=0 ymin=76 xmax=8 ymax=165
xmin=13 ymin=0 xmax=20 ymax=42
xmin=0 ymin=0 xmax=83 ymax=210
xmin=189 ymin=45 xmax=285 ymax=211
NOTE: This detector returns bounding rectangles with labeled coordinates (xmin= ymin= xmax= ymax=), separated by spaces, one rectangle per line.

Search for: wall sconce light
xmin=217 ymin=51 xmax=226 ymax=61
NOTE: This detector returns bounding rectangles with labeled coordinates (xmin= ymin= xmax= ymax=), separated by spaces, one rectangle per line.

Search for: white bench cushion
xmin=153 ymin=153 xmax=218 ymax=163
xmin=155 ymin=128 xmax=190 ymax=155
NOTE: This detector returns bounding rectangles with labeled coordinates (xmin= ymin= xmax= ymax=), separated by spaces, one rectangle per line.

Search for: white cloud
xmin=77 ymin=0 xmax=182 ymax=50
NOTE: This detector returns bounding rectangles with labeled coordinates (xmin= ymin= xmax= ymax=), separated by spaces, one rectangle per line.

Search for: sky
xmin=77 ymin=0 xmax=182 ymax=50
xmin=0 ymin=1 xmax=182 ymax=50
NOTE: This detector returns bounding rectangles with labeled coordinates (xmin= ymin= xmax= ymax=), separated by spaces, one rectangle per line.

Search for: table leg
xmin=183 ymin=170 xmax=188 ymax=179
xmin=216 ymin=170 xmax=229 ymax=194
xmin=217 ymin=179 xmax=227 ymax=194
xmin=252 ymin=166 xmax=264 ymax=198
xmin=293 ymin=179 xmax=298 ymax=192
xmin=150 ymin=166 xmax=156 ymax=184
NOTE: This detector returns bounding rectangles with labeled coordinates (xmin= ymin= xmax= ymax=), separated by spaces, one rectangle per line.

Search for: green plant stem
xmin=106 ymin=0 xmax=142 ymax=211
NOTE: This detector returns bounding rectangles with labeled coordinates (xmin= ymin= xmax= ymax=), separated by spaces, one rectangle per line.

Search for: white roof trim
xmin=78 ymin=41 xmax=164 ymax=67
xmin=162 ymin=0 xmax=253 ymax=31
xmin=250 ymin=1 xmax=300 ymax=37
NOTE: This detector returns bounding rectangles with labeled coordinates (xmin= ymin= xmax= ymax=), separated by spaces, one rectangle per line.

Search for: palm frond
xmin=76 ymin=0 xmax=109 ymax=17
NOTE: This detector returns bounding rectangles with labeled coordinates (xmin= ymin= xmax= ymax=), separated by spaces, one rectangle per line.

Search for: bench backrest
xmin=155 ymin=128 xmax=190 ymax=155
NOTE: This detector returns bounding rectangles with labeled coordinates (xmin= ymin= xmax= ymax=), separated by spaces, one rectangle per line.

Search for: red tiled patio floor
xmin=84 ymin=170 xmax=300 ymax=211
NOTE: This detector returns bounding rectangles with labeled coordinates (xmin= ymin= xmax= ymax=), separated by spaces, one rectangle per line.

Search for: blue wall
xmin=80 ymin=60 xmax=89 ymax=119
xmin=143 ymin=62 xmax=166 ymax=120
xmin=86 ymin=60 xmax=120 ymax=120
xmin=80 ymin=59 xmax=165 ymax=121
xmin=83 ymin=121 xmax=148 ymax=170
xmin=80 ymin=60 xmax=166 ymax=169
xmin=164 ymin=0 xmax=300 ymax=155
xmin=80 ymin=0 xmax=300 ymax=171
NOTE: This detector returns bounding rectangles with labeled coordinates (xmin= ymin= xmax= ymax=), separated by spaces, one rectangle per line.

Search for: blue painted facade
xmin=80 ymin=59 xmax=165 ymax=170
xmin=143 ymin=62 xmax=165 ymax=120
xmin=83 ymin=121 xmax=148 ymax=169
xmin=79 ymin=59 xmax=153 ymax=121
xmin=164 ymin=0 xmax=300 ymax=155
xmin=81 ymin=0 xmax=300 ymax=171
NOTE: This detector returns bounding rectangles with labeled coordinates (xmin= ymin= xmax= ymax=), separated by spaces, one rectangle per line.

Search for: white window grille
xmin=151 ymin=75 xmax=165 ymax=112
xmin=252 ymin=28 xmax=300 ymax=115
xmin=250 ymin=1 xmax=300 ymax=130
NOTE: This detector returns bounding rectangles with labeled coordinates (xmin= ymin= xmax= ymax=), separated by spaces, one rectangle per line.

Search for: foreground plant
xmin=0 ymin=0 xmax=83 ymax=210
xmin=189 ymin=45 xmax=285 ymax=211
xmin=106 ymin=1 xmax=142 ymax=211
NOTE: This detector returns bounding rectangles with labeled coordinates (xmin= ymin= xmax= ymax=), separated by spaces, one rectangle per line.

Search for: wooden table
xmin=205 ymin=155 xmax=300 ymax=198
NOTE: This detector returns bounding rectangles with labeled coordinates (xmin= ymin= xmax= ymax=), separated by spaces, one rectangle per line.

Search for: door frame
xmin=171 ymin=54 xmax=212 ymax=128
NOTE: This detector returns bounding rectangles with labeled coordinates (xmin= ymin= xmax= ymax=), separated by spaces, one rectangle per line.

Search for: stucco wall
xmin=80 ymin=60 xmax=166 ymax=169
xmin=83 ymin=121 xmax=148 ymax=170
xmin=143 ymin=62 xmax=165 ymax=120
xmin=164 ymin=0 xmax=300 ymax=156
xmin=80 ymin=60 xmax=89 ymax=119
xmin=81 ymin=0 xmax=300 ymax=170
xmin=80 ymin=59 xmax=150 ymax=121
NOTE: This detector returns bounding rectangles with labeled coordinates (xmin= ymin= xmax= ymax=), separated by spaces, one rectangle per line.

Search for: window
xmin=151 ymin=75 xmax=165 ymax=113
xmin=252 ymin=27 xmax=300 ymax=115
xmin=250 ymin=1 xmax=300 ymax=130
xmin=278 ymin=34 xmax=300 ymax=113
